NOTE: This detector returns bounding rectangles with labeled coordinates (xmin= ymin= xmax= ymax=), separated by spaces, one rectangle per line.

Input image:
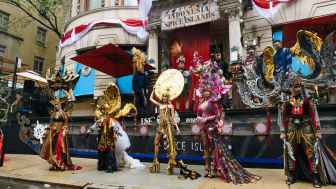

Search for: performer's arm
xmin=62 ymin=112 xmax=69 ymax=137
xmin=186 ymin=71 xmax=192 ymax=91
xmin=43 ymin=114 xmax=53 ymax=138
xmin=285 ymin=48 xmax=292 ymax=77
xmin=307 ymin=99 xmax=322 ymax=139
xmin=170 ymin=105 xmax=180 ymax=135
xmin=149 ymin=86 xmax=161 ymax=107
xmin=278 ymin=102 xmax=287 ymax=140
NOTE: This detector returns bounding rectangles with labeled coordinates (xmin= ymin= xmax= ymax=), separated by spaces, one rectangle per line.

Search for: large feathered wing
xmin=263 ymin=46 xmax=275 ymax=82
xmin=290 ymin=30 xmax=323 ymax=71
xmin=116 ymin=103 xmax=137 ymax=118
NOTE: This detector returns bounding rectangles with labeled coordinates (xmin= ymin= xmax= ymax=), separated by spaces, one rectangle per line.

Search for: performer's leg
xmin=201 ymin=130 xmax=211 ymax=177
xmin=286 ymin=128 xmax=297 ymax=185
xmin=135 ymin=93 xmax=142 ymax=114
xmin=149 ymin=132 xmax=163 ymax=173
xmin=166 ymin=125 xmax=177 ymax=175
xmin=176 ymin=97 xmax=180 ymax=111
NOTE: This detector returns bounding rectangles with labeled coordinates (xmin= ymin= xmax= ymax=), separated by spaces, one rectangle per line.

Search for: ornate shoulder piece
xmin=46 ymin=67 xmax=81 ymax=92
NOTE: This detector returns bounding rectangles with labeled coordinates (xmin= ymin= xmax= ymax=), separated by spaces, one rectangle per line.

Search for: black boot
xmin=286 ymin=170 xmax=296 ymax=185
xmin=312 ymin=173 xmax=322 ymax=188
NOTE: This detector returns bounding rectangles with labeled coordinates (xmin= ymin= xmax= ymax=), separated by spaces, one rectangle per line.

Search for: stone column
xmin=147 ymin=26 xmax=159 ymax=73
xmin=225 ymin=6 xmax=243 ymax=56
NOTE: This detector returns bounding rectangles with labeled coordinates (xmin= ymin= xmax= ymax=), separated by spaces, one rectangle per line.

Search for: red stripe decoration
xmin=253 ymin=0 xmax=281 ymax=9
xmin=252 ymin=0 xmax=293 ymax=18
xmin=59 ymin=19 xmax=149 ymax=52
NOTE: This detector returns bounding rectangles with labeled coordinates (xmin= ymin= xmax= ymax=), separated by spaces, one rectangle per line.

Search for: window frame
xmin=34 ymin=56 xmax=44 ymax=74
xmin=0 ymin=10 xmax=10 ymax=32
xmin=0 ymin=46 xmax=6 ymax=58
xmin=36 ymin=27 xmax=47 ymax=47
xmin=84 ymin=0 xmax=102 ymax=11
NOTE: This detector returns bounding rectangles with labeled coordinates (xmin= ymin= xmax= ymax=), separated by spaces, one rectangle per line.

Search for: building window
xmin=85 ymin=0 xmax=101 ymax=11
xmin=34 ymin=56 xmax=44 ymax=74
xmin=122 ymin=0 xmax=137 ymax=6
xmin=0 ymin=10 xmax=10 ymax=32
xmin=36 ymin=27 xmax=47 ymax=47
xmin=0 ymin=46 xmax=5 ymax=58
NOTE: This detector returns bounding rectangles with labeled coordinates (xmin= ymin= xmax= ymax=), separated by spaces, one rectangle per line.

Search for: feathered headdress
xmin=241 ymin=34 xmax=263 ymax=50
xmin=170 ymin=41 xmax=185 ymax=63
xmin=132 ymin=47 xmax=148 ymax=74
xmin=190 ymin=52 xmax=230 ymax=103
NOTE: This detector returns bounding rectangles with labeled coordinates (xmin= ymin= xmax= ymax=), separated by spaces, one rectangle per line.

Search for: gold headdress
xmin=46 ymin=67 xmax=81 ymax=115
xmin=96 ymin=83 xmax=137 ymax=119
xmin=290 ymin=30 xmax=323 ymax=71
xmin=46 ymin=67 xmax=81 ymax=92
xmin=132 ymin=47 xmax=148 ymax=74
xmin=170 ymin=41 xmax=185 ymax=63
xmin=50 ymin=97 xmax=68 ymax=106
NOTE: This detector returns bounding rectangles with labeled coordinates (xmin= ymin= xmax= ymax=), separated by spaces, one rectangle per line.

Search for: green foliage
xmin=0 ymin=0 xmax=64 ymax=39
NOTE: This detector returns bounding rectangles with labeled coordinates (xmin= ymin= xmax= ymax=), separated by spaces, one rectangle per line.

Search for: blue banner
xmin=74 ymin=63 xmax=95 ymax=96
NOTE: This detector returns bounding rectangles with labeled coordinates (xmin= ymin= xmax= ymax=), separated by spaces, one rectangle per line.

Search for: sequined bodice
xmin=159 ymin=107 xmax=172 ymax=124
xmin=53 ymin=112 xmax=65 ymax=122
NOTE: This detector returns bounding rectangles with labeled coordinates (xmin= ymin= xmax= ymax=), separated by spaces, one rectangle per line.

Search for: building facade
xmin=59 ymin=0 xmax=152 ymax=116
xmin=0 ymin=2 xmax=61 ymax=76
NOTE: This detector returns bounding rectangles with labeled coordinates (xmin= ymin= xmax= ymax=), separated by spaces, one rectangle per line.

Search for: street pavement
xmin=0 ymin=154 xmax=334 ymax=189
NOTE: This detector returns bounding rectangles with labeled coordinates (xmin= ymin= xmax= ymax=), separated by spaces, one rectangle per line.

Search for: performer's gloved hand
xmin=280 ymin=131 xmax=286 ymax=141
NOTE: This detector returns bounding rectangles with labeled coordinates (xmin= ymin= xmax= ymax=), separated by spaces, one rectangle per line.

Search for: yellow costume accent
xmin=290 ymin=30 xmax=323 ymax=71
xmin=154 ymin=69 xmax=184 ymax=101
xmin=263 ymin=46 xmax=276 ymax=82
xmin=157 ymin=107 xmax=178 ymax=174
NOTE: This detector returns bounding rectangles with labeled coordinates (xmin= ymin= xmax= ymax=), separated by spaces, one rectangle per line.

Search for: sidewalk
xmin=0 ymin=154 xmax=333 ymax=189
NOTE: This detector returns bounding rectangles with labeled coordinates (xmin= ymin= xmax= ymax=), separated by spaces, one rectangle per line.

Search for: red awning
xmin=282 ymin=14 xmax=336 ymax=48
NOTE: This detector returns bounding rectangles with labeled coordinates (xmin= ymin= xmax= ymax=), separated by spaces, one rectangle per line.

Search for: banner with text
xmin=161 ymin=0 xmax=219 ymax=31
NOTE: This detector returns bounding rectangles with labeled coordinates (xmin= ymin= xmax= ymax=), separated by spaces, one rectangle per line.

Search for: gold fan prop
xmin=155 ymin=69 xmax=184 ymax=101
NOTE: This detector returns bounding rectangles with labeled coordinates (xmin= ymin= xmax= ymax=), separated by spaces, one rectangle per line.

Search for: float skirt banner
xmin=74 ymin=63 xmax=95 ymax=96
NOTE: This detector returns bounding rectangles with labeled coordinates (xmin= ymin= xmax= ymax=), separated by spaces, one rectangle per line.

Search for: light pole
xmin=0 ymin=56 xmax=18 ymax=167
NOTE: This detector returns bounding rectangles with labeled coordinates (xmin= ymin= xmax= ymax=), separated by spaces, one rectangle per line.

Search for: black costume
xmin=132 ymin=73 xmax=148 ymax=114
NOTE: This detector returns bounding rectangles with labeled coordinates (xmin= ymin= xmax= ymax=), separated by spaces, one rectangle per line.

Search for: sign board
xmin=161 ymin=0 xmax=220 ymax=31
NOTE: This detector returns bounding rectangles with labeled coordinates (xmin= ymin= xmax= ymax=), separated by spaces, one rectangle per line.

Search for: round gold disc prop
xmin=155 ymin=69 xmax=184 ymax=101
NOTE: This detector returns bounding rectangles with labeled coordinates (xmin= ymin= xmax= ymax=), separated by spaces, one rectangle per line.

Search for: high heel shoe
xmin=208 ymin=167 xmax=217 ymax=178
xmin=167 ymin=159 xmax=176 ymax=175
xmin=49 ymin=165 xmax=56 ymax=171
xmin=204 ymin=166 xmax=211 ymax=177
xmin=149 ymin=156 xmax=160 ymax=173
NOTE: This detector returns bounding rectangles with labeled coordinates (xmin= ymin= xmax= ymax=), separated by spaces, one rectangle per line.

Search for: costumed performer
xmin=132 ymin=47 xmax=149 ymax=114
xmin=170 ymin=41 xmax=191 ymax=111
xmin=191 ymin=52 xmax=261 ymax=183
xmin=87 ymin=83 xmax=144 ymax=173
xmin=40 ymin=67 xmax=81 ymax=171
xmin=149 ymin=69 xmax=181 ymax=175
xmin=279 ymin=76 xmax=336 ymax=188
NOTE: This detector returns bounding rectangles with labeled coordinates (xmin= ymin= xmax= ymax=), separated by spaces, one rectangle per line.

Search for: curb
xmin=0 ymin=173 xmax=88 ymax=188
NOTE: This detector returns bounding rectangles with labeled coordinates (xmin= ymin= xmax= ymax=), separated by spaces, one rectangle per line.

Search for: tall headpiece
xmin=190 ymin=52 xmax=230 ymax=103
xmin=214 ymin=40 xmax=221 ymax=54
xmin=50 ymin=97 xmax=68 ymax=106
xmin=46 ymin=67 xmax=81 ymax=114
xmin=132 ymin=47 xmax=148 ymax=74
xmin=241 ymin=34 xmax=263 ymax=50
xmin=46 ymin=67 xmax=81 ymax=92
xmin=170 ymin=41 xmax=185 ymax=64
